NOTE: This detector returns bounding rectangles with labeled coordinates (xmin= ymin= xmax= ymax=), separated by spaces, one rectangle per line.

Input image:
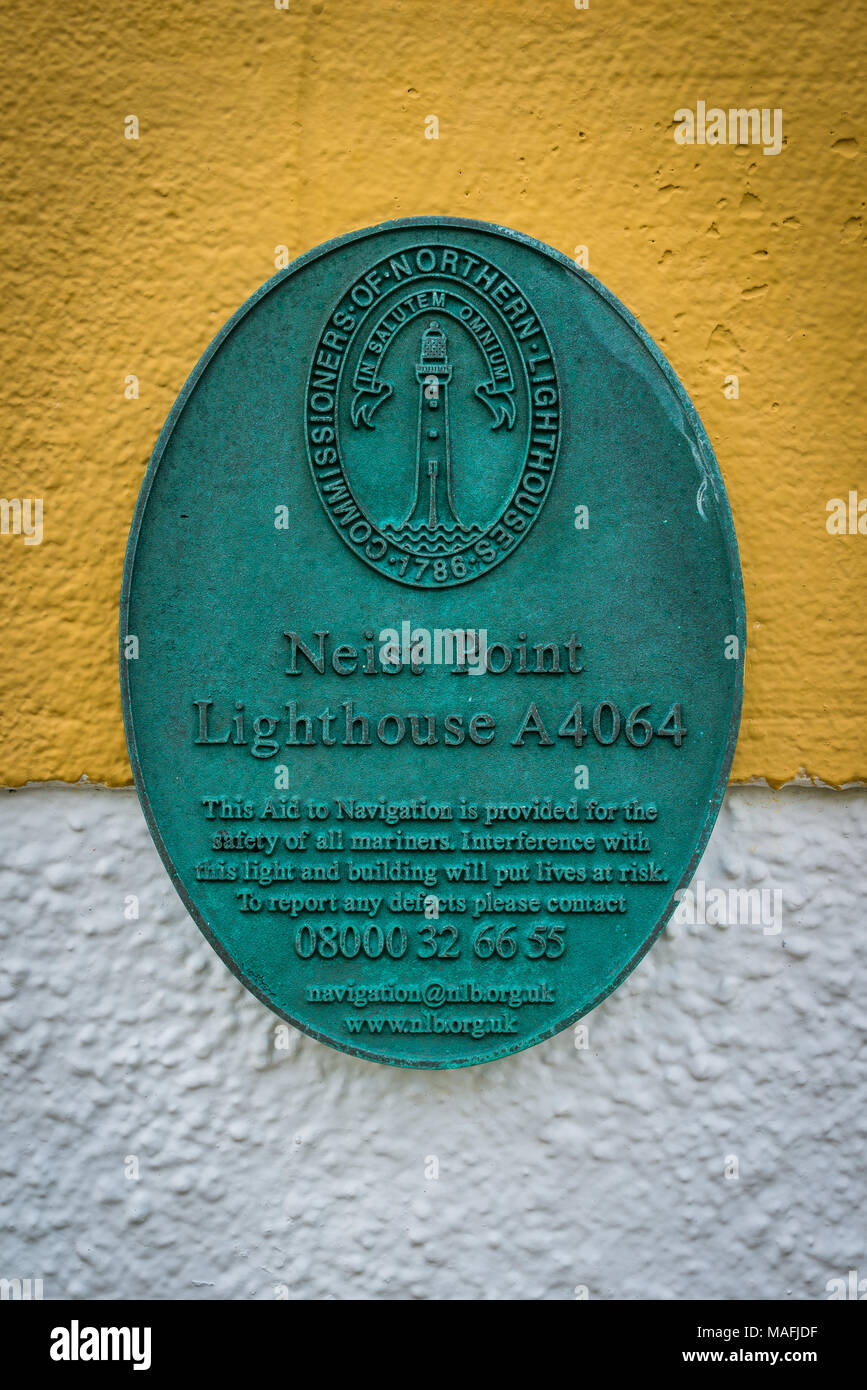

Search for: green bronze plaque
xmin=121 ymin=218 xmax=744 ymax=1068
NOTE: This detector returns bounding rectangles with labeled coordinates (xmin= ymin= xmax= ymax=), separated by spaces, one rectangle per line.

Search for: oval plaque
xmin=121 ymin=218 xmax=744 ymax=1068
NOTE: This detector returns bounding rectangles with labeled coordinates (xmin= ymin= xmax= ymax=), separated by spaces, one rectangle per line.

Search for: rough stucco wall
xmin=1 ymin=785 xmax=864 ymax=1300
xmin=0 ymin=0 xmax=865 ymax=786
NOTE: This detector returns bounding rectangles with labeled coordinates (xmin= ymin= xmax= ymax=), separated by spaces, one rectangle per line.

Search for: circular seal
xmin=121 ymin=218 xmax=744 ymax=1069
xmin=305 ymin=246 xmax=560 ymax=586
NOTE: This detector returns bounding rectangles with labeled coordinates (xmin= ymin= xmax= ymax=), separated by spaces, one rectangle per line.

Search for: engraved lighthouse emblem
xmin=308 ymin=246 xmax=562 ymax=587
xmin=402 ymin=321 xmax=466 ymax=537
xmin=378 ymin=320 xmax=485 ymax=557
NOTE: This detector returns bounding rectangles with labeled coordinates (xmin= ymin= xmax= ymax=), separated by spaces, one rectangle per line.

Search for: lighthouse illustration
xmin=365 ymin=317 xmax=490 ymax=556
xmin=324 ymin=268 xmax=552 ymax=583
xmin=402 ymin=321 xmax=463 ymax=533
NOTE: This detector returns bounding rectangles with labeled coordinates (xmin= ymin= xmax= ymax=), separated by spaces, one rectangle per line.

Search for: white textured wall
xmin=1 ymin=785 xmax=864 ymax=1301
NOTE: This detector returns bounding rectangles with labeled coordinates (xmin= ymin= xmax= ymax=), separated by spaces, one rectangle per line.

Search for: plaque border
xmin=120 ymin=216 xmax=746 ymax=1070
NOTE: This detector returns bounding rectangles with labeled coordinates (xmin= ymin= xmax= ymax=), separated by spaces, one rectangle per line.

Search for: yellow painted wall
xmin=1 ymin=0 xmax=864 ymax=785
